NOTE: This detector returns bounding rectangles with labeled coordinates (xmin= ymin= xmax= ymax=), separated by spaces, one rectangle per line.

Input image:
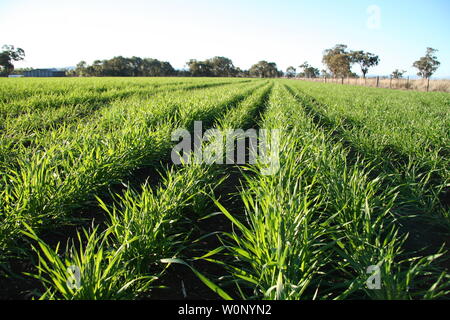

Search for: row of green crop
xmin=3 ymin=77 xmax=448 ymax=300
xmin=0 ymin=78 xmax=181 ymax=116
xmin=0 ymin=78 xmax=248 ymax=134
xmin=21 ymin=82 xmax=273 ymax=299
xmin=0 ymin=77 xmax=239 ymax=105
xmin=206 ymin=83 xmax=449 ymax=299
xmin=284 ymin=80 xmax=450 ymax=230
xmin=284 ymin=81 xmax=449 ymax=177
xmin=0 ymin=78 xmax=250 ymax=171
xmin=0 ymin=80 xmax=263 ymax=265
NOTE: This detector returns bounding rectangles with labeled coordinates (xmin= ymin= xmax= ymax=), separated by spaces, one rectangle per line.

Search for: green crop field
xmin=0 ymin=77 xmax=449 ymax=300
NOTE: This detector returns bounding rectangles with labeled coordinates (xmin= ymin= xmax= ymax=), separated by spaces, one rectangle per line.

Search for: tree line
xmin=71 ymin=56 xmax=283 ymax=78
xmin=318 ymin=44 xmax=439 ymax=80
xmin=72 ymin=57 xmax=176 ymax=77
xmin=0 ymin=44 xmax=441 ymax=79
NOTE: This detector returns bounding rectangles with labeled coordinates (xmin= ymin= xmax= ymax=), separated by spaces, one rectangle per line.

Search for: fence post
xmin=427 ymin=78 xmax=430 ymax=92
xmin=406 ymin=76 xmax=409 ymax=90
xmin=389 ymin=76 xmax=392 ymax=89
xmin=376 ymin=76 xmax=379 ymax=88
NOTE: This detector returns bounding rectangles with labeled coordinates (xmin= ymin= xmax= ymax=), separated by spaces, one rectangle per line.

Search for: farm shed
xmin=24 ymin=68 xmax=66 ymax=77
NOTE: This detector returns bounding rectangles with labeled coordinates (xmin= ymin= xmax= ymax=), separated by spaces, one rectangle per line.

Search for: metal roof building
xmin=24 ymin=69 xmax=66 ymax=77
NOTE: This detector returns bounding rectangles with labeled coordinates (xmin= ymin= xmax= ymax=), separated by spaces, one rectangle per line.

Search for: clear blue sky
xmin=1 ymin=0 xmax=449 ymax=78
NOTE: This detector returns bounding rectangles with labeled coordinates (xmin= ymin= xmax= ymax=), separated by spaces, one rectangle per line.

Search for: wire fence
xmin=293 ymin=77 xmax=450 ymax=93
